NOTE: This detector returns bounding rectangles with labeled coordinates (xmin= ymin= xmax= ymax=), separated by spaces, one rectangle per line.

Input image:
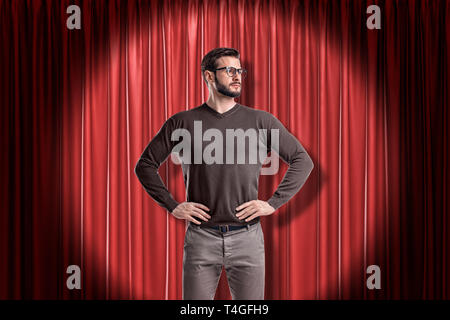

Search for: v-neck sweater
xmin=135 ymin=102 xmax=314 ymax=227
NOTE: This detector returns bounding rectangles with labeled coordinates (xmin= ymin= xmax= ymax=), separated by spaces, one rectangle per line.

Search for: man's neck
xmin=205 ymin=97 xmax=237 ymax=114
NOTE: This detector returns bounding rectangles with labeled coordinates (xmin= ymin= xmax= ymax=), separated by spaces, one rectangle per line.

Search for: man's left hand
xmin=235 ymin=200 xmax=275 ymax=222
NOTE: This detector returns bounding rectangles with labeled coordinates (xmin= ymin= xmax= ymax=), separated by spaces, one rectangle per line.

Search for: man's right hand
xmin=171 ymin=202 xmax=211 ymax=225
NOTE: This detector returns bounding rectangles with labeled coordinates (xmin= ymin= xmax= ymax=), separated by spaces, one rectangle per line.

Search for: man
xmin=135 ymin=47 xmax=314 ymax=300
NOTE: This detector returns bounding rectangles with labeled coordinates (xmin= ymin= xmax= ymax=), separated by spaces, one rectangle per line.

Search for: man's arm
xmin=135 ymin=117 xmax=180 ymax=213
xmin=266 ymin=115 xmax=314 ymax=210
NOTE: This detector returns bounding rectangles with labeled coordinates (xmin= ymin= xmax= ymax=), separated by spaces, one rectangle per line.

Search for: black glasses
xmin=214 ymin=66 xmax=247 ymax=79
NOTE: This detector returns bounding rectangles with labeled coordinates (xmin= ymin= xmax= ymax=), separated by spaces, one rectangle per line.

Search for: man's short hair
xmin=201 ymin=47 xmax=240 ymax=85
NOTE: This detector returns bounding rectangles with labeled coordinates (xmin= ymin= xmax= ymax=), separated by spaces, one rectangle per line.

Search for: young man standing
xmin=135 ymin=47 xmax=314 ymax=300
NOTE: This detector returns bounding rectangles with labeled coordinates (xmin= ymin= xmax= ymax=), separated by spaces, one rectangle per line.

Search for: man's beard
xmin=214 ymin=77 xmax=241 ymax=98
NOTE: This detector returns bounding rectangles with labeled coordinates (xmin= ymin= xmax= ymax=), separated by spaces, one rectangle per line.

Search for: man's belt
xmin=206 ymin=220 xmax=258 ymax=233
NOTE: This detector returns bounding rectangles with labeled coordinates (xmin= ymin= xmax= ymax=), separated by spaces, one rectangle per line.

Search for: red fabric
xmin=0 ymin=0 xmax=448 ymax=299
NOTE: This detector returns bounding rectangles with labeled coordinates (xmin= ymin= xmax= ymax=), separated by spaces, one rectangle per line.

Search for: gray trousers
xmin=182 ymin=220 xmax=265 ymax=300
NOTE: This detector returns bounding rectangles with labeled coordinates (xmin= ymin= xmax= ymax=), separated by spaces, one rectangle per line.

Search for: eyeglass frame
xmin=211 ymin=66 xmax=247 ymax=78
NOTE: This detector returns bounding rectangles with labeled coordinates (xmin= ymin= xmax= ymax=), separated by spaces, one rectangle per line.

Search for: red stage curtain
xmin=0 ymin=0 xmax=448 ymax=299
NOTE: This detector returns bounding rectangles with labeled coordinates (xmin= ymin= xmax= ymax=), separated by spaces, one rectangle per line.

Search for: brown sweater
xmin=135 ymin=102 xmax=314 ymax=227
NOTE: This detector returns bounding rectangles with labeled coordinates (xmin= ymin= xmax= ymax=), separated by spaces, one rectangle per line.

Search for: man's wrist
xmin=167 ymin=198 xmax=180 ymax=213
xmin=266 ymin=198 xmax=281 ymax=211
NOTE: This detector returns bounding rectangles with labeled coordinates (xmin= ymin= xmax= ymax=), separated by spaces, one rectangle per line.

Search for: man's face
xmin=211 ymin=56 xmax=242 ymax=98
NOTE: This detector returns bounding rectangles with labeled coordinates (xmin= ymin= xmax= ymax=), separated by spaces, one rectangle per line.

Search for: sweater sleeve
xmin=134 ymin=117 xmax=180 ymax=213
xmin=266 ymin=115 xmax=314 ymax=210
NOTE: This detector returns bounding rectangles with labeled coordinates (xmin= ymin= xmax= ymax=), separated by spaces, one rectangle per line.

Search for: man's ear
xmin=205 ymin=70 xmax=215 ymax=84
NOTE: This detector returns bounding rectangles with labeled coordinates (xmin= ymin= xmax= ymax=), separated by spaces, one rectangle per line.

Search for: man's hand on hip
xmin=235 ymin=200 xmax=275 ymax=222
xmin=171 ymin=202 xmax=211 ymax=225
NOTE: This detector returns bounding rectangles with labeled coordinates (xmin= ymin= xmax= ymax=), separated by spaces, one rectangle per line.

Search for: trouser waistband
xmin=202 ymin=219 xmax=259 ymax=233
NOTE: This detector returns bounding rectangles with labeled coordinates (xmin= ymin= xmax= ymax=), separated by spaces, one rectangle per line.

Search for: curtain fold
xmin=0 ymin=0 xmax=448 ymax=299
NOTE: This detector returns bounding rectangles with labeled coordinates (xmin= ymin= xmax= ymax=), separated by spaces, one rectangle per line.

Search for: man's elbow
xmin=308 ymin=155 xmax=314 ymax=171
xmin=295 ymin=152 xmax=314 ymax=175
xmin=135 ymin=157 xmax=159 ymax=180
xmin=305 ymin=153 xmax=314 ymax=174
xmin=135 ymin=158 xmax=144 ymax=180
